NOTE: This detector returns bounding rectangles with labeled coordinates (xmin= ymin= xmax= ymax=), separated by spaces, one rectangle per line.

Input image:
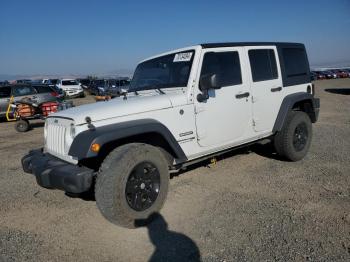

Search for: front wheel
xmin=274 ymin=111 xmax=312 ymax=161
xmin=95 ymin=143 xmax=169 ymax=228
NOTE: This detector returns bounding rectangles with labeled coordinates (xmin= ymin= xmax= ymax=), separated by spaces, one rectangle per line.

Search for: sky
xmin=0 ymin=0 xmax=349 ymax=77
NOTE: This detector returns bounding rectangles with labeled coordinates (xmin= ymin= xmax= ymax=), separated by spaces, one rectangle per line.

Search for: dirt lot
xmin=0 ymin=79 xmax=349 ymax=261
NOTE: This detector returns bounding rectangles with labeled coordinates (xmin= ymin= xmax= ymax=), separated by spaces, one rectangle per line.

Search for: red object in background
xmin=41 ymin=102 xmax=59 ymax=116
xmin=17 ymin=104 xmax=35 ymax=117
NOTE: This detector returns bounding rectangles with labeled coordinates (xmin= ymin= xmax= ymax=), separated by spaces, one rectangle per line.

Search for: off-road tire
xmin=15 ymin=119 xmax=30 ymax=132
xmin=95 ymin=143 xmax=169 ymax=228
xmin=274 ymin=111 xmax=312 ymax=161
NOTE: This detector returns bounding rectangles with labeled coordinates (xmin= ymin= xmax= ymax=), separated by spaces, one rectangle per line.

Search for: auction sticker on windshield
xmin=173 ymin=52 xmax=193 ymax=62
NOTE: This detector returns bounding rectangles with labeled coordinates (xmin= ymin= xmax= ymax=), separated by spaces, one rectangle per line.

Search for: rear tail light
xmin=312 ymin=83 xmax=315 ymax=96
xmin=41 ymin=102 xmax=59 ymax=116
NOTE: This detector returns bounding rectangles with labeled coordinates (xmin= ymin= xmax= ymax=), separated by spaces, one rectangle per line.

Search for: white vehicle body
xmin=23 ymin=42 xmax=320 ymax=227
xmin=56 ymin=79 xmax=84 ymax=97
xmin=45 ymin=43 xmax=315 ymax=164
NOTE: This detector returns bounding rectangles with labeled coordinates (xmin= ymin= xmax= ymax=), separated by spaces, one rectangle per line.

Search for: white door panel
xmin=246 ymin=46 xmax=283 ymax=132
xmin=194 ymin=47 xmax=252 ymax=147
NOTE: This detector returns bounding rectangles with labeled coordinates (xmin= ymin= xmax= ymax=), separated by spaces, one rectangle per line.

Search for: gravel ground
xmin=0 ymin=79 xmax=349 ymax=261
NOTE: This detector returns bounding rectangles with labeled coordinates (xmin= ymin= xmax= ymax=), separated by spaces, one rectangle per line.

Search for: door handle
xmin=271 ymin=86 xmax=282 ymax=92
xmin=235 ymin=92 xmax=250 ymax=99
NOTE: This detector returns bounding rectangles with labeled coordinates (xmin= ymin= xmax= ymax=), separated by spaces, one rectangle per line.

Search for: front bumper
xmin=65 ymin=89 xmax=84 ymax=97
xmin=22 ymin=149 xmax=94 ymax=193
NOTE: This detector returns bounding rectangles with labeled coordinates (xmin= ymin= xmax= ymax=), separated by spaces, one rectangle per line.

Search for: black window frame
xmin=200 ymin=51 xmax=242 ymax=88
xmin=248 ymin=49 xmax=279 ymax=82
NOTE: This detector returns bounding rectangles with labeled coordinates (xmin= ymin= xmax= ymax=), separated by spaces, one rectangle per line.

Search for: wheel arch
xmin=69 ymin=119 xmax=187 ymax=169
xmin=273 ymin=92 xmax=319 ymax=133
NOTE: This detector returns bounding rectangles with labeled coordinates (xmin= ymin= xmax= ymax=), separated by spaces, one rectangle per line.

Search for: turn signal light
xmin=91 ymin=143 xmax=101 ymax=153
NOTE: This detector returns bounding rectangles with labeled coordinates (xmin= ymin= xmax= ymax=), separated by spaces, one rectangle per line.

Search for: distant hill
xmin=0 ymin=69 xmax=134 ymax=81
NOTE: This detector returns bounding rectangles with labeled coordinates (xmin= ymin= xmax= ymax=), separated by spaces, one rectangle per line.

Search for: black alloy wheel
xmin=293 ymin=122 xmax=308 ymax=152
xmin=125 ymin=162 xmax=160 ymax=211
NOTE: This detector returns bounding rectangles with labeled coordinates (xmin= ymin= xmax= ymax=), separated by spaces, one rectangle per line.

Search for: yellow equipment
xmin=5 ymin=96 xmax=17 ymax=121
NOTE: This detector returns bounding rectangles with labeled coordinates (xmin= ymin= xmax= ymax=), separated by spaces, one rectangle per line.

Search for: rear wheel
xmin=95 ymin=143 xmax=169 ymax=228
xmin=274 ymin=111 xmax=312 ymax=161
xmin=15 ymin=119 xmax=30 ymax=132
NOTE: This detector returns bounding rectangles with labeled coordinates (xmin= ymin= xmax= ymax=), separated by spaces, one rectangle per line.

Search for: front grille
xmin=46 ymin=124 xmax=67 ymax=156
xmin=44 ymin=117 xmax=77 ymax=164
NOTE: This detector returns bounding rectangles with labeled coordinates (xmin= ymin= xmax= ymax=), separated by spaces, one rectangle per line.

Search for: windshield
xmin=62 ymin=80 xmax=79 ymax=85
xmin=129 ymin=50 xmax=194 ymax=91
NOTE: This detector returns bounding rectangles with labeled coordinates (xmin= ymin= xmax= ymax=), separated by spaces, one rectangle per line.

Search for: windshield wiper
xmin=128 ymin=85 xmax=165 ymax=95
xmin=143 ymin=85 xmax=165 ymax=94
xmin=156 ymin=88 xmax=165 ymax=94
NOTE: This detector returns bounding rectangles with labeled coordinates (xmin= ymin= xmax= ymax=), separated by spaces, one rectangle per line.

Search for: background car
xmin=89 ymin=79 xmax=108 ymax=95
xmin=77 ymin=78 xmax=92 ymax=89
xmin=0 ymin=80 xmax=9 ymax=86
xmin=89 ymin=78 xmax=130 ymax=96
xmin=56 ymin=79 xmax=85 ymax=98
xmin=15 ymin=79 xmax=32 ymax=84
xmin=333 ymin=69 xmax=349 ymax=78
xmin=42 ymin=79 xmax=59 ymax=85
xmin=342 ymin=69 xmax=350 ymax=77
xmin=0 ymin=84 xmax=60 ymax=117
xmin=313 ymin=71 xmax=326 ymax=80
xmin=321 ymin=70 xmax=337 ymax=79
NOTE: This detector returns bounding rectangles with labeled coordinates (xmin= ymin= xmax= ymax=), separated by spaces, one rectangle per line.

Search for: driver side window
xmin=200 ymin=51 xmax=242 ymax=87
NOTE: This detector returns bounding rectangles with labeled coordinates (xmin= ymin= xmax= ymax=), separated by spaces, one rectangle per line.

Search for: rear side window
xmin=200 ymin=51 xmax=242 ymax=87
xmin=12 ymin=86 xmax=36 ymax=96
xmin=33 ymin=85 xmax=52 ymax=93
xmin=249 ymin=49 xmax=278 ymax=82
xmin=0 ymin=86 xmax=12 ymax=98
xmin=282 ymin=48 xmax=308 ymax=77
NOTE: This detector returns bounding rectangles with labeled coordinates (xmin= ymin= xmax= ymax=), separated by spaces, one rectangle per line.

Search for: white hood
xmin=52 ymin=93 xmax=174 ymax=125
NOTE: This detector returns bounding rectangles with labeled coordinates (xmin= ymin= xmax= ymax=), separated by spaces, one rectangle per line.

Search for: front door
xmin=194 ymin=47 xmax=252 ymax=147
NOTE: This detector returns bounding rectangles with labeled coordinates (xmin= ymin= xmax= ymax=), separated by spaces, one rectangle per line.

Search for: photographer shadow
xmin=135 ymin=213 xmax=201 ymax=262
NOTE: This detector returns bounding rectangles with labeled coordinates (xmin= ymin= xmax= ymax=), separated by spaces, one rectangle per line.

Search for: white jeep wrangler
xmin=22 ymin=42 xmax=320 ymax=228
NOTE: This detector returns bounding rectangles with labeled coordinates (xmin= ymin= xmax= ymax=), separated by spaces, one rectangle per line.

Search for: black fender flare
xmin=272 ymin=92 xmax=320 ymax=133
xmin=68 ymin=119 xmax=187 ymax=161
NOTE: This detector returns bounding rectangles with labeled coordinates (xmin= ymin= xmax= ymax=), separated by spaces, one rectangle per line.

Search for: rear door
xmin=246 ymin=46 xmax=283 ymax=132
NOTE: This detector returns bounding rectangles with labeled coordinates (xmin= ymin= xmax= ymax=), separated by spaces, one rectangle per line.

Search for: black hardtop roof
xmin=201 ymin=42 xmax=304 ymax=48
